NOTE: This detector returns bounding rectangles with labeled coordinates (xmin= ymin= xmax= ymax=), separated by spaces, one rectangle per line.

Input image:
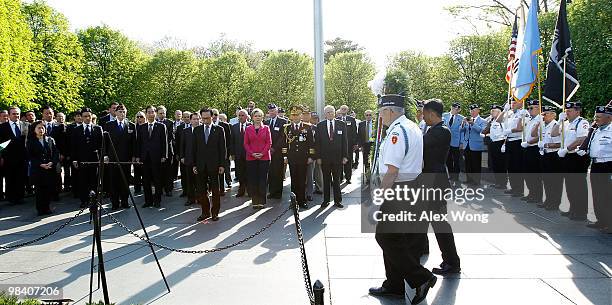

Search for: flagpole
xmin=561 ymin=57 xmax=566 ymax=148
xmin=537 ymin=53 xmax=543 ymax=140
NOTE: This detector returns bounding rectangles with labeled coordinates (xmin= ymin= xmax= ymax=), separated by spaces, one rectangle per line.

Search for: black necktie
xmin=449 ymin=115 xmax=455 ymax=127
xmin=14 ymin=122 xmax=20 ymax=138
xmin=118 ymin=122 xmax=123 ymax=132
xmin=85 ymin=125 xmax=91 ymax=137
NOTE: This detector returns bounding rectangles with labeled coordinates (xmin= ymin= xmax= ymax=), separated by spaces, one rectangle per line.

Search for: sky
xmin=35 ymin=0 xmax=475 ymax=69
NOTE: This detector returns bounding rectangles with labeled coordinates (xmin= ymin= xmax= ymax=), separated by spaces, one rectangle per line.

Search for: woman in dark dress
xmin=27 ymin=120 xmax=59 ymax=216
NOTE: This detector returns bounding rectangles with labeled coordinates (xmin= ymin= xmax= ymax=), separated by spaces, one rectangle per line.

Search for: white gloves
xmin=538 ymin=141 xmax=545 ymax=149
xmin=558 ymin=112 xmax=567 ymax=122
xmin=521 ymin=109 xmax=530 ymax=117
xmin=577 ymin=150 xmax=587 ymax=156
xmin=500 ymin=144 xmax=506 ymax=153
xmin=503 ymin=129 xmax=512 ymax=136
xmin=534 ymin=114 xmax=543 ymax=124
xmin=521 ymin=141 xmax=529 ymax=148
xmin=504 ymin=103 xmax=511 ymax=111
xmin=557 ymin=148 xmax=568 ymax=158
xmin=479 ymin=133 xmax=486 ymax=138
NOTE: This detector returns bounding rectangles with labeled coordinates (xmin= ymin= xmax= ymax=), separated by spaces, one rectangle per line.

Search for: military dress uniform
xmin=538 ymin=106 xmax=562 ymax=210
xmin=442 ymin=103 xmax=464 ymax=181
xmin=521 ymin=100 xmax=543 ymax=204
xmin=283 ymin=109 xmax=315 ymax=208
xmin=370 ymin=95 xmax=436 ymax=303
xmin=558 ymin=102 xmax=590 ymax=220
xmin=504 ymin=106 xmax=527 ymax=196
xmin=585 ymin=106 xmax=612 ymax=232
xmin=483 ymin=105 xmax=507 ymax=189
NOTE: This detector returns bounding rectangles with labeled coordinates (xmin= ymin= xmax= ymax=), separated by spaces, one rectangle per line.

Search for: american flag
xmin=505 ymin=14 xmax=518 ymax=83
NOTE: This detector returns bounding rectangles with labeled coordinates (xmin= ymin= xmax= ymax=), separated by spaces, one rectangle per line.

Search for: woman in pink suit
xmin=244 ymin=108 xmax=272 ymax=209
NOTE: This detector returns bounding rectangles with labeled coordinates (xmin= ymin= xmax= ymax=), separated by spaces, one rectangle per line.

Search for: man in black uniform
xmin=104 ymin=104 xmax=136 ymax=209
xmin=422 ymin=99 xmax=461 ymax=275
xmin=338 ymin=105 xmax=358 ymax=183
xmin=264 ymin=103 xmax=288 ymax=199
xmin=282 ymin=106 xmax=315 ymax=209
xmin=71 ymin=108 xmax=103 ymax=208
xmin=229 ymin=109 xmax=251 ymax=197
xmin=316 ymin=105 xmax=348 ymax=208
xmin=136 ymin=106 xmax=168 ymax=208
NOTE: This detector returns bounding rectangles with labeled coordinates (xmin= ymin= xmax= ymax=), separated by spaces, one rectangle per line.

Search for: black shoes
xmin=321 ymin=201 xmax=330 ymax=207
xmin=153 ymin=202 xmax=161 ymax=208
xmin=412 ymin=275 xmax=437 ymax=305
xmin=368 ymin=286 xmax=404 ymax=298
xmin=211 ymin=215 xmax=219 ymax=221
xmin=334 ymin=202 xmax=344 ymax=208
xmin=432 ymin=262 xmax=461 ymax=275
xmin=587 ymin=222 xmax=603 ymax=229
xmin=299 ymin=203 xmax=309 ymax=209
xmin=142 ymin=203 xmax=152 ymax=208
xmin=306 ymin=196 xmax=313 ymax=202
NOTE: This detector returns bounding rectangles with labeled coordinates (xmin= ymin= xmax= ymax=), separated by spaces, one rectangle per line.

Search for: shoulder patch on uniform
xmin=391 ymin=131 xmax=400 ymax=136
xmin=391 ymin=135 xmax=398 ymax=144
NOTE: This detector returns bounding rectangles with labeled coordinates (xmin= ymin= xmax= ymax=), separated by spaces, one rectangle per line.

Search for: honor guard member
xmin=501 ymin=100 xmax=527 ymax=196
xmin=265 ymin=103 xmax=288 ymax=199
xmin=482 ymin=104 xmax=508 ymax=189
xmin=521 ymin=100 xmax=543 ymax=204
xmin=442 ymin=103 xmax=464 ymax=182
xmin=553 ymin=101 xmax=590 ymax=220
xmin=369 ymin=94 xmax=436 ymax=304
xmin=460 ymin=104 xmax=487 ymax=185
xmin=583 ymin=105 xmax=612 ymax=233
xmin=535 ymin=106 xmax=562 ymax=210
xmin=282 ymin=106 xmax=315 ymax=209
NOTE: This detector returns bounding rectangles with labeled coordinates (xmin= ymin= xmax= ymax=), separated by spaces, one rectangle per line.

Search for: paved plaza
xmin=0 ymin=166 xmax=610 ymax=305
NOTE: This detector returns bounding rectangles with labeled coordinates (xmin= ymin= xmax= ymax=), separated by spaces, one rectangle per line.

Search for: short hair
xmin=146 ymin=105 xmax=157 ymax=112
xmin=157 ymin=105 xmax=167 ymax=112
xmin=8 ymin=106 xmax=20 ymax=114
xmin=423 ymin=99 xmax=444 ymax=117
xmin=80 ymin=107 xmax=92 ymax=114
xmin=238 ymin=109 xmax=248 ymax=116
xmin=115 ymin=104 xmax=126 ymax=111
xmin=71 ymin=110 xmax=81 ymax=117
xmin=56 ymin=112 xmax=65 ymax=117
xmin=324 ymin=105 xmax=335 ymax=113
xmin=0 ymin=110 xmax=8 ymax=114
xmin=251 ymin=108 xmax=264 ymax=117
xmin=108 ymin=102 xmax=119 ymax=109
xmin=387 ymin=106 xmax=405 ymax=114
xmin=189 ymin=112 xmax=200 ymax=119
xmin=41 ymin=105 xmax=53 ymax=112
xmin=199 ymin=108 xmax=213 ymax=116
xmin=211 ymin=108 xmax=219 ymax=115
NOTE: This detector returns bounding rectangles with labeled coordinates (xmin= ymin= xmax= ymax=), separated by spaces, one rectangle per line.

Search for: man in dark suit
xmin=71 ymin=107 xmax=103 ymax=208
xmin=230 ymin=109 xmax=251 ymax=197
xmin=41 ymin=105 xmax=65 ymax=200
xmin=98 ymin=102 xmax=118 ymax=126
xmin=212 ymin=108 xmax=232 ymax=195
xmin=193 ymin=108 xmax=226 ymax=222
xmin=264 ymin=103 xmax=288 ymax=199
xmin=174 ymin=111 xmax=190 ymax=197
xmin=65 ymin=111 xmax=82 ymax=197
xmin=338 ymin=105 xmax=358 ymax=183
xmin=358 ymin=110 xmax=375 ymax=178
xmin=0 ymin=107 xmax=29 ymax=204
xmin=180 ymin=112 xmax=200 ymax=206
xmin=316 ymin=105 xmax=348 ymax=208
xmin=104 ymin=104 xmax=136 ymax=209
xmin=136 ymin=105 xmax=168 ymax=208
xmin=156 ymin=106 xmax=175 ymax=196
xmin=422 ymin=99 xmax=461 ymax=275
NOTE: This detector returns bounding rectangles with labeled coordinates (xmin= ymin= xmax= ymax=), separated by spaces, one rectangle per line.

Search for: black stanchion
xmin=313 ymin=280 xmax=325 ymax=305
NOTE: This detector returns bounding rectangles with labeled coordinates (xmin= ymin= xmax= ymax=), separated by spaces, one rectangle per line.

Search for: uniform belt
xmin=507 ymin=138 xmax=521 ymax=142
xmin=593 ymin=157 xmax=612 ymax=163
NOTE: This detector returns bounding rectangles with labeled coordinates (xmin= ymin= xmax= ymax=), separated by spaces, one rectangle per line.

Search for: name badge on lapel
xmin=347 ymin=122 xmax=351 ymax=125
xmin=274 ymin=127 xmax=280 ymax=131
xmin=337 ymin=130 xmax=343 ymax=135
xmin=128 ymin=129 xmax=134 ymax=134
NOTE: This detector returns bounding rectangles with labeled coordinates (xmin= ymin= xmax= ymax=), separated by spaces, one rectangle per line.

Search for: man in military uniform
xmin=482 ymin=104 xmax=507 ymax=189
xmin=369 ymin=94 xmax=436 ymax=304
xmin=582 ymin=105 xmax=612 ymax=233
xmin=520 ymin=100 xmax=543 ymax=204
xmin=553 ymin=102 xmax=590 ymax=220
xmin=265 ymin=103 xmax=288 ymax=199
xmin=443 ymin=103 xmax=464 ymax=182
xmin=501 ymin=100 xmax=527 ymax=196
xmin=535 ymin=106 xmax=562 ymax=210
xmin=301 ymin=110 xmax=316 ymax=201
xmin=283 ymin=106 xmax=315 ymax=209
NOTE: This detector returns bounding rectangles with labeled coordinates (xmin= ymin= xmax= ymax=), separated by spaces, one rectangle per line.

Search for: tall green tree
xmin=22 ymin=0 xmax=84 ymax=113
xmin=388 ymin=51 xmax=439 ymax=100
xmin=324 ymin=37 xmax=364 ymax=63
xmin=0 ymin=0 xmax=36 ymax=109
xmin=137 ymin=49 xmax=198 ymax=112
xmin=254 ymin=51 xmax=313 ymax=111
xmin=77 ymin=25 xmax=146 ymax=113
xmin=325 ymin=52 xmax=376 ymax=117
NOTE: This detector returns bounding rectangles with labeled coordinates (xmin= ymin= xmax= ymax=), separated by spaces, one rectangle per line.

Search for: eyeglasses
xmin=137 ymin=116 xmax=144 ymax=118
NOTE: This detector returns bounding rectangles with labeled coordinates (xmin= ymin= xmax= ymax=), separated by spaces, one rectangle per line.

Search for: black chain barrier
xmin=292 ymin=202 xmax=316 ymax=305
xmin=0 ymin=206 xmax=88 ymax=250
xmin=99 ymin=203 xmax=292 ymax=254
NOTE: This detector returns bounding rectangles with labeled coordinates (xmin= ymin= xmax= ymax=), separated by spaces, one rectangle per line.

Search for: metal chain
xmin=99 ymin=203 xmax=291 ymax=254
xmin=0 ymin=207 xmax=88 ymax=250
xmin=292 ymin=204 xmax=315 ymax=305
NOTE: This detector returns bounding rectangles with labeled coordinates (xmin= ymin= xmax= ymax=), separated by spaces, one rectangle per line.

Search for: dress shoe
xmin=544 ymin=205 xmax=558 ymax=211
xmin=368 ymin=286 xmax=404 ymax=298
xmin=527 ymin=198 xmax=540 ymax=204
xmin=299 ymin=203 xmax=308 ymax=209
xmin=432 ymin=262 xmax=461 ymax=275
xmin=412 ymin=275 xmax=437 ymax=305
xmin=586 ymin=222 xmax=603 ymax=229
xmin=153 ymin=202 xmax=161 ymax=208
xmin=520 ymin=196 xmax=530 ymax=201
xmin=211 ymin=215 xmax=219 ymax=221
xmin=184 ymin=201 xmax=193 ymax=206
xmin=197 ymin=214 xmax=210 ymax=222
xmin=306 ymin=196 xmax=313 ymax=202
xmin=235 ymin=192 xmax=244 ymax=198
xmin=142 ymin=203 xmax=152 ymax=208
xmin=345 ymin=180 xmax=351 ymax=184
xmin=121 ymin=204 xmax=131 ymax=209
xmin=536 ymin=202 xmax=547 ymax=208
xmin=321 ymin=201 xmax=330 ymax=207
xmin=560 ymin=211 xmax=571 ymax=217
xmin=334 ymin=202 xmax=344 ymax=208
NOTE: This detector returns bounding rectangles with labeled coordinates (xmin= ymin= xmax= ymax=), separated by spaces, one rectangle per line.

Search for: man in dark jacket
xmin=422 ymin=99 xmax=461 ymax=275
xmin=230 ymin=109 xmax=251 ymax=197
xmin=264 ymin=103 xmax=288 ymax=199
xmin=338 ymin=105 xmax=358 ymax=183
xmin=193 ymin=108 xmax=226 ymax=222
xmin=0 ymin=107 xmax=29 ymax=204
xmin=156 ymin=106 xmax=175 ymax=196
xmin=104 ymin=104 xmax=136 ymax=209
xmin=316 ymin=105 xmax=348 ymax=208
xmin=212 ymin=108 xmax=231 ymax=195
xmin=180 ymin=113 xmax=200 ymax=206
xmin=136 ymin=105 xmax=168 ymax=208
xmin=71 ymin=108 xmax=103 ymax=208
